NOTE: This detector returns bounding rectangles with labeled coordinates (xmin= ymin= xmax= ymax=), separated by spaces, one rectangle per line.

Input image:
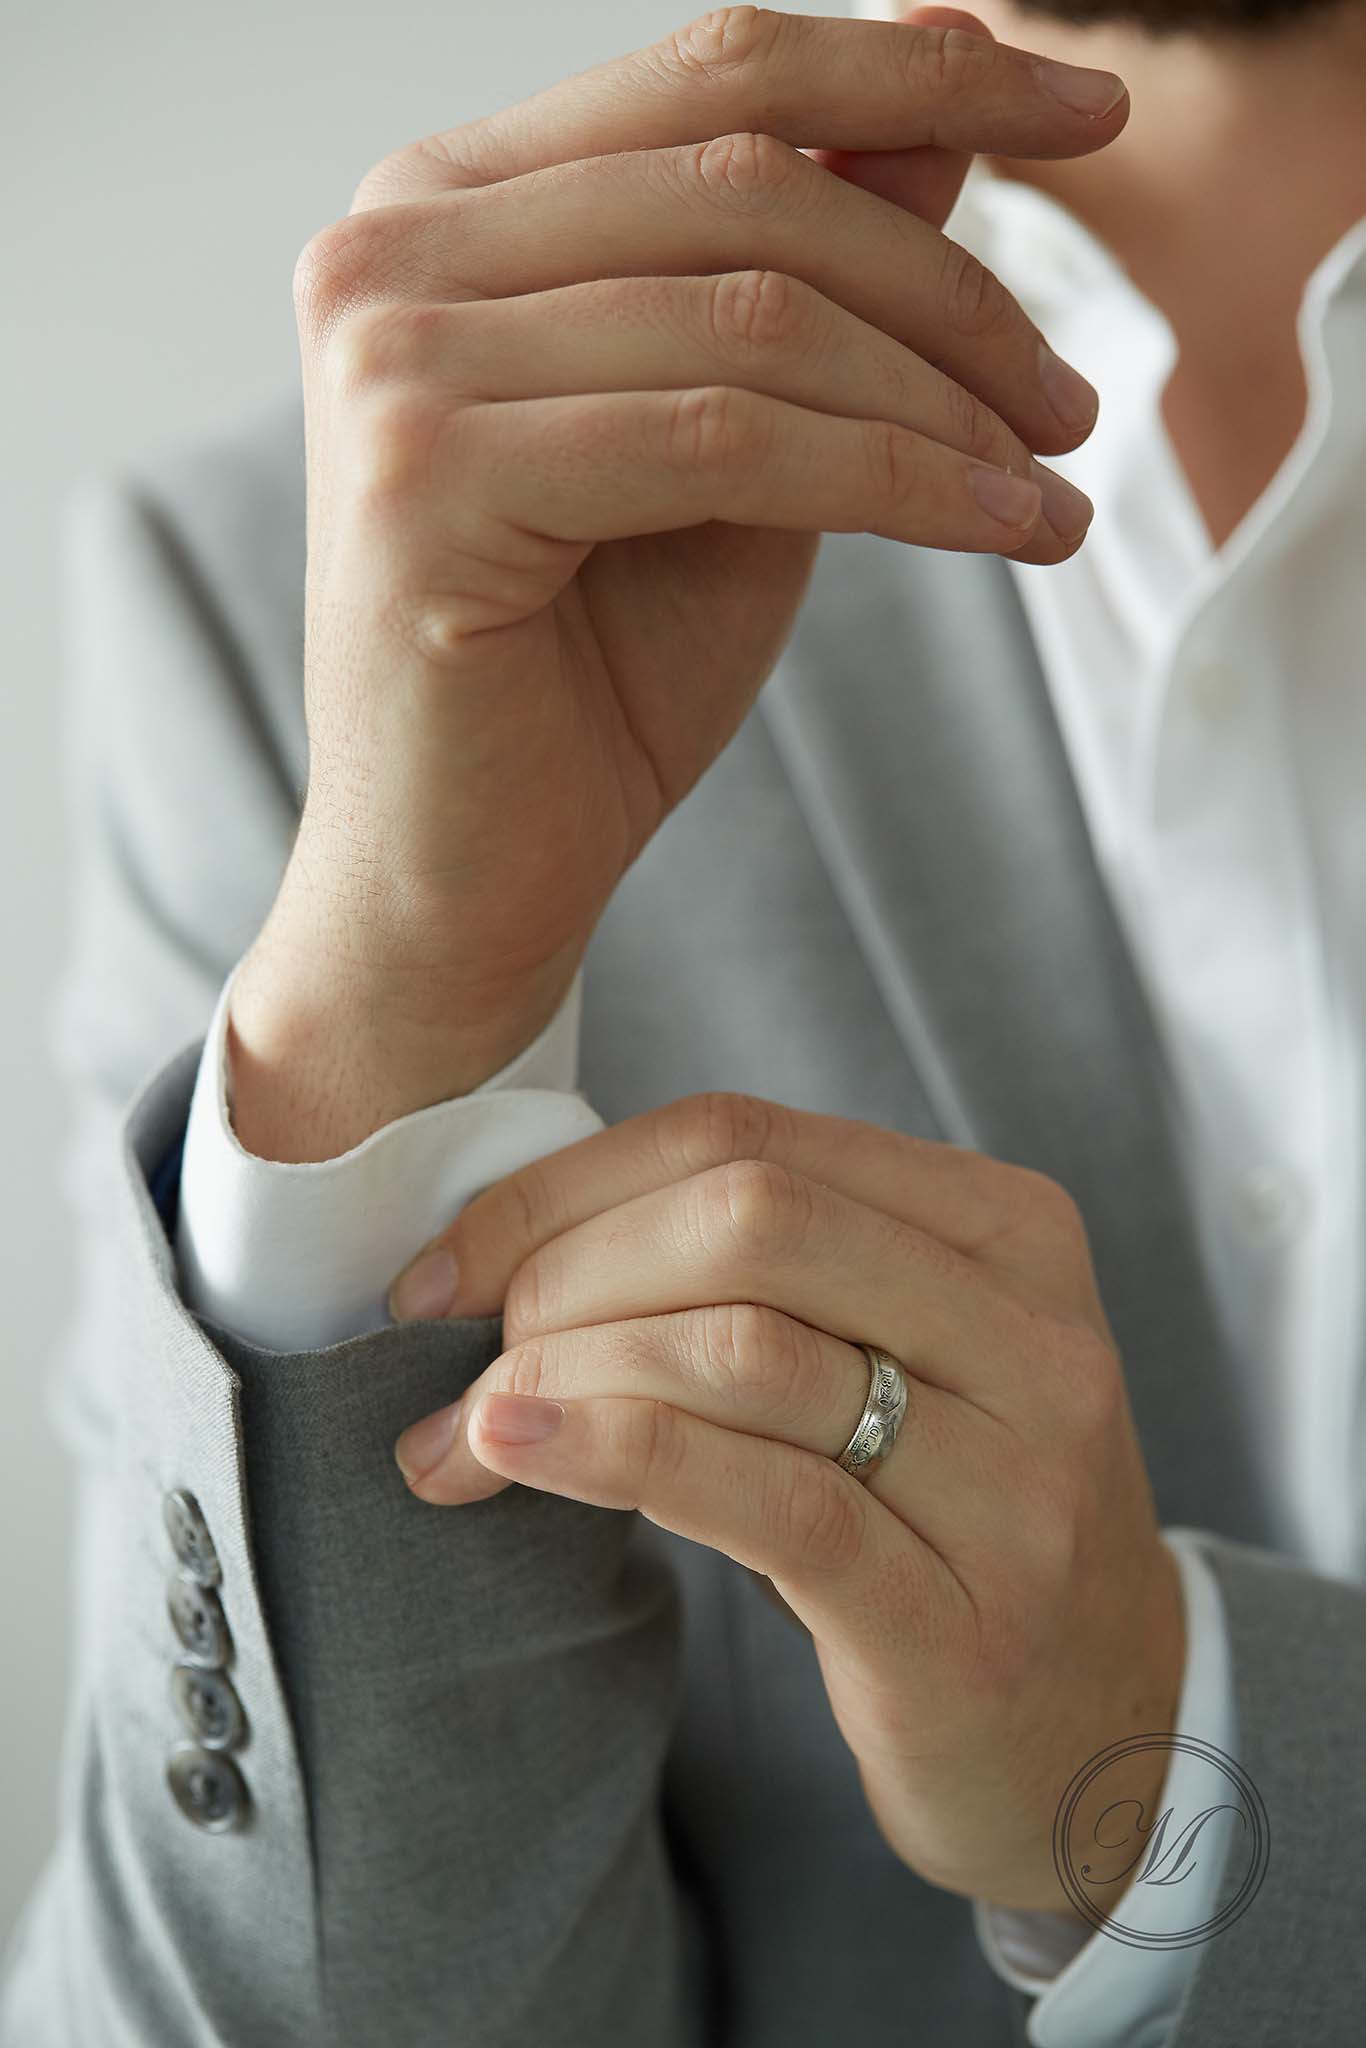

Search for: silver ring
xmin=835 ymin=1343 xmax=909 ymax=1483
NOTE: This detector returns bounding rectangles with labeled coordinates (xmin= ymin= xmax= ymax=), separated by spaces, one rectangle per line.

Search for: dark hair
xmin=1009 ymin=0 xmax=1351 ymax=35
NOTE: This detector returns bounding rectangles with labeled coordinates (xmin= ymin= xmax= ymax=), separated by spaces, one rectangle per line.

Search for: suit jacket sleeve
xmin=1162 ymin=1532 xmax=1366 ymax=2044
xmin=0 ymin=463 xmax=700 ymax=2048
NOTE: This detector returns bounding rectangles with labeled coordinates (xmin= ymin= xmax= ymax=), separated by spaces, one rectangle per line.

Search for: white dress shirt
xmin=173 ymin=127 xmax=1366 ymax=2048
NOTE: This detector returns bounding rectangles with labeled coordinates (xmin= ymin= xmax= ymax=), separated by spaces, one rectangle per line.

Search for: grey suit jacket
xmin=3 ymin=388 xmax=1363 ymax=2047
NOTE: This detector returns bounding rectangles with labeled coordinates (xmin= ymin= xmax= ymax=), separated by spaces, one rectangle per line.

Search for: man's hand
xmin=226 ymin=4 xmax=1126 ymax=1162
xmin=389 ymin=1092 xmax=1185 ymax=1914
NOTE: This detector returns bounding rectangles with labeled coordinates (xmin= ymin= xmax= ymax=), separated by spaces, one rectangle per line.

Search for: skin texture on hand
xmin=223 ymin=915 xmax=585 ymax=1161
xmin=388 ymin=1088 xmax=1186 ymax=1912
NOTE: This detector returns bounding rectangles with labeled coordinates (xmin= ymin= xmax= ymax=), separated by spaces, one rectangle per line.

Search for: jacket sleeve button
xmin=162 ymin=1488 xmax=222 ymax=1588
xmin=167 ymin=1576 xmax=234 ymax=1668
xmin=166 ymin=1744 xmax=250 ymax=1832
xmin=170 ymin=1662 xmax=248 ymax=1751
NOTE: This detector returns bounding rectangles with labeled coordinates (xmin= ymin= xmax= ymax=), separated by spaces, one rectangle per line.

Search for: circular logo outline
xmin=1051 ymin=1733 xmax=1270 ymax=1950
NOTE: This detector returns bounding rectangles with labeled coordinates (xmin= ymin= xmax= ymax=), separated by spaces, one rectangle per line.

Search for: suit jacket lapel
xmin=759 ymin=533 xmax=1266 ymax=1539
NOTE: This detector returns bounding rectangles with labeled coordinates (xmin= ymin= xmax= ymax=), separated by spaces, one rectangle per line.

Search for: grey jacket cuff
xmin=1164 ymin=1531 xmax=1366 ymax=2043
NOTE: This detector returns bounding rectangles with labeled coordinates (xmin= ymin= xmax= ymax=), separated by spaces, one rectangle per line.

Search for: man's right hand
xmin=230 ymin=5 xmax=1126 ymax=1160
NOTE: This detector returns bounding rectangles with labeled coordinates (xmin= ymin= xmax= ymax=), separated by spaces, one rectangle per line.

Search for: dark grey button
xmin=163 ymin=1489 xmax=221 ymax=1587
xmin=167 ymin=1577 xmax=233 ymax=1668
xmin=166 ymin=1744 xmax=249 ymax=1833
xmin=171 ymin=1663 xmax=246 ymax=1751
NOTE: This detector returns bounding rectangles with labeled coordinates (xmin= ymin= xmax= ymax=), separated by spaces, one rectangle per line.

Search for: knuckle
xmin=324 ymin=301 xmax=443 ymax=397
xmin=350 ymin=147 xmax=421 ymax=212
xmin=626 ymin=1397 xmax=687 ymax=1503
xmin=1053 ymin=1325 xmax=1123 ymax=1433
xmin=665 ymin=382 xmax=765 ymax=473
xmin=767 ymin=1458 xmax=865 ymax=1573
xmin=690 ymin=128 xmax=803 ymax=211
xmin=414 ymin=122 xmax=504 ymax=188
xmin=491 ymin=1177 xmax=549 ymax=1338
xmin=354 ymin=130 xmax=493 ymax=205
xmin=922 ymin=1144 xmax=1024 ymax=1247
xmin=902 ymin=23 xmax=995 ymax=99
xmin=1023 ymin=1171 xmax=1089 ymax=1228
xmin=497 ymin=1165 xmax=550 ymax=1272
xmin=942 ymin=378 xmax=1016 ymax=468
xmin=696 ymin=1155 xmax=814 ymax=1261
xmin=1010 ymin=1163 xmax=1077 ymax=1216
xmin=665 ymin=1089 xmax=782 ymax=1176
xmin=692 ymin=1300 xmax=816 ymax=1412
xmin=866 ymin=416 xmax=923 ymax=515
xmin=350 ymin=158 xmax=393 ymax=214
xmin=498 ymin=1341 xmax=555 ymax=1402
xmin=293 ymin=213 xmax=392 ymax=336
xmin=344 ymin=388 xmax=445 ymax=508
xmin=1011 ymin=1166 xmax=1090 ymax=1249
xmin=939 ymin=240 xmax=1016 ymax=344
xmin=707 ymin=267 xmax=810 ymax=356
xmin=666 ymin=6 xmax=781 ymax=83
xmin=500 ymin=1252 xmax=553 ymax=1348
xmin=390 ymin=593 xmax=488 ymax=669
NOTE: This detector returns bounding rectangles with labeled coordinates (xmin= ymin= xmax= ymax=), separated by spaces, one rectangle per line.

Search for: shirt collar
xmin=954 ymin=154 xmax=1366 ymax=334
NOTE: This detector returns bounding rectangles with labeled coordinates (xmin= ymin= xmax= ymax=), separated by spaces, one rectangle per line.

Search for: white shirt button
xmin=1186 ymin=657 xmax=1240 ymax=720
xmin=1233 ymin=1164 xmax=1306 ymax=1240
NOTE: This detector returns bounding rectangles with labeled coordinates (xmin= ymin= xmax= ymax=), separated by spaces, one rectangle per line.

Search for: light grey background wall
xmin=1 ymin=0 xmax=857 ymax=1941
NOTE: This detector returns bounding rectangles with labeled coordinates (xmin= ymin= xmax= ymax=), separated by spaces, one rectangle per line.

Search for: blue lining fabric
xmin=148 ymin=1122 xmax=186 ymax=1241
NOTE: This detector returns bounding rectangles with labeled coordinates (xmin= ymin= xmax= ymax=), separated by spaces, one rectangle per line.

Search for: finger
xmin=396 ymin=1304 xmax=1019 ymax=1584
xmin=394 ymin=1094 xmax=1064 ymax=1323
xmin=410 ymin=386 xmax=1059 ymax=614
xmin=483 ymin=1159 xmax=1058 ymax=1429
xmin=802 ymin=7 xmax=996 ymax=229
xmin=327 ymin=136 xmax=1100 ymax=459
xmin=362 ymin=10 xmax=1127 ymax=205
xmin=439 ymin=1383 xmax=966 ymax=1665
xmin=799 ymin=139 xmax=968 ymax=230
xmin=337 ymin=278 xmax=1092 ymax=550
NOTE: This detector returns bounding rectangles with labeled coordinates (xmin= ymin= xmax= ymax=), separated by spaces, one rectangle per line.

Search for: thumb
xmin=802 ymin=7 xmax=996 ymax=229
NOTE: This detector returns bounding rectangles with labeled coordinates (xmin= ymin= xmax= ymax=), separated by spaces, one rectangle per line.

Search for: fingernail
xmin=1034 ymin=58 xmax=1127 ymax=117
xmin=1029 ymin=458 xmax=1093 ymax=542
xmin=476 ymin=1393 xmax=565 ymax=1446
xmin=389 ymin=1247 xmax=458 ymax=1322
xmin=1038 ymin=341 xmax=1099 ymax=434
xmin=967 ymin=464 xmax=1043 ymax=529
xmin=394 ymin=1398 xmax=462 ymax=1484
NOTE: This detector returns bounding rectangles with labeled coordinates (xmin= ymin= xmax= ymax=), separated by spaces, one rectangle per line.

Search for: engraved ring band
xmin=834 ymin=1344 xmax=910 ymax=1483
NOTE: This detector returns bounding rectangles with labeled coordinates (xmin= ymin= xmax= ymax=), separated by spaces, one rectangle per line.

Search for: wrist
xmin=225 ymin=916 xmax=583 ymax=1163
xmin=967 ymin=1542 xmax=1186 ymax=1916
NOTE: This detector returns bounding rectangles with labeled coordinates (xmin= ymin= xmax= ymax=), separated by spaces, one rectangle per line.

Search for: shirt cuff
xmin=174 ymin=958 xmax=605 ymax=1351
xmin=973 ymin=1529 xmax=1237 ymax=2048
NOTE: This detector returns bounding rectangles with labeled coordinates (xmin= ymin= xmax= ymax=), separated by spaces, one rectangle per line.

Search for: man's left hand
xmin=390 ymin=1092 xmax=1184 ymax=1914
